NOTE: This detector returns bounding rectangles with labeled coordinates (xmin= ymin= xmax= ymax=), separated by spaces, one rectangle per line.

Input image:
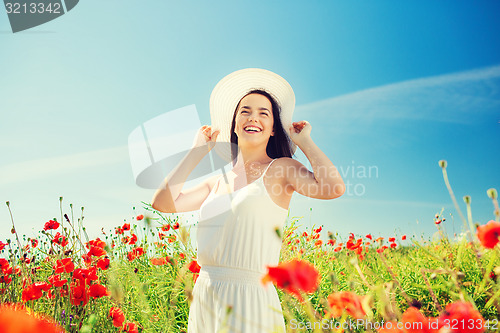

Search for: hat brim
xmin=209 ymin=68 xmax=296 ymax=163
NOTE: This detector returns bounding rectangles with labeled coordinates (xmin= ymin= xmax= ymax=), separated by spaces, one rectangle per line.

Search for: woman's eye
xmin=260 ymin=112 xmax=268 ymax=116
xmin=241 ymin=110 xmax=248 ymax=114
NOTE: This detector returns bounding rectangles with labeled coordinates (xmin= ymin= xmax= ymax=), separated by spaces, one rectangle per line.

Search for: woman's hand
xmin=288 ymin=120 xmax=312 ymax=146
xmin=192 ymin=125 xmax=220 ymax=152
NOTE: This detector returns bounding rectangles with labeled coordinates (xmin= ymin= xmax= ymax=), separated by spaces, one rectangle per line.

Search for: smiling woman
xmin=151 ymin=68 xmax=345 ymax=332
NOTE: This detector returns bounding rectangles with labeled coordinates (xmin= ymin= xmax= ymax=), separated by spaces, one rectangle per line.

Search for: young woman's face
xmin=234 ymin=93 xmax=275 ymax=145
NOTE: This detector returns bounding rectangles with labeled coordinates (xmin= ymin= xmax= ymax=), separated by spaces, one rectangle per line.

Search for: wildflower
xmin=48 ymin=274 xmax=67 ymax=287
xmin=87 ymin=244 xmax=106 ymax=257
xmin=188 ymin=260 xmax=201 ymax=283
xmin=129 ymin=234 xmax=138 ymax=245
xmin=0 ymin=241 xmax=7 ymax=251
xmin=127 ymin=247 xmax=145 ymax=261
xmin=53 ymin=258 xmax=74 ymax=273
xmin=161 ymin=224 xmax=170 ymax=231
xmin=69 ymin=281 xmax=89 ymax=306
xmin=314 ymin=226 xmax=322 ymax=234
xmin=262 ymin=259 xmax=319 ymax=302
xmin=22 ymin=284 xmax=43 ymax=302
xmin=390 ymin=243 xmax=397 ymax=249
xmin=314 ymin=240 xmax=323 ymax=247
xmin=438 ymin=301 xmax=484 ymax=333
xmin=43 ymin=220 xmax=60 ymax=231
xmin=115 ymin=227 xmax=124 ymax=234
xmin=389 ymin=237 xmax=395 ymax=242
xmin=476 ymin=220 xmax=500 ymax=249
xmin=302 ymin=232 xmax=308 ymax=237
xmin=173 ymin=222 xmax=180 ymax=230
xmin=0 ymin=303 xmax=65 ymax=333
xmin=151 ymin=257 xmax=171 ymax=265
xmin=97 ymin=257 xmax=110 ymax=270
xmin=365 ymin=234 xmax=372 ymax=240
xmin=109 ymin=307 xmax=125 ymax=328
xmin=400 ymin=307 xmax=431 ymax=332
xmin=122 ymin=223 xmax=131 ymax=231
xmin=51 ymin=232 xmax=68 ymax=247
xmin=123 ymin=322 xmax=139 ymax=333
xmin=179 ymin=253 xmax=186 ymax=260
xmin=327 ymin=239 xmax=336 ymax=246
xmin=402 ymin=235 xmax=407 ymax=240
xmin=136 ymin=214 xmax=144 ymax=221
xmin=334 ymin=246 xmax=342 ymax=252
xmin=73 ymin=267 xmax=98 ymax=283
xmin=88 ymin=283 xmax=110 ymax=298
xmin=435 ymin=220 xmax=442 ymax=225
xmin=327 ymin=291 xmax=366 ymax=319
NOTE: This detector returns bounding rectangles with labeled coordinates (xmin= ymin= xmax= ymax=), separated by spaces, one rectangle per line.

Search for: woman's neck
xmin=233 ymin=148 xmax=272 ymax=172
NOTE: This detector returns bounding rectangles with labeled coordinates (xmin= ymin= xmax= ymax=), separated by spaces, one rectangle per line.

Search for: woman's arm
xmin=283 ymin=121 xmax=345 ymax=199
xmin=151 ymin=126 xmax=219 ymax=213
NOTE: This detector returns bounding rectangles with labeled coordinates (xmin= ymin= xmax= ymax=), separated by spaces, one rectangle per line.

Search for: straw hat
xmin=209 ymin=68 xmax=296 ymax=163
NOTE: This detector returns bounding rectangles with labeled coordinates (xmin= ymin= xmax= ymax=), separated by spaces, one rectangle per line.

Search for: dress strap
xmin=262 ymin=159 xmax=277 ymax=178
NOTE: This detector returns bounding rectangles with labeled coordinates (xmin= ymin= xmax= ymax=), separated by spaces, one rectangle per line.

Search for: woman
xmin=152 ymin=68 xmax=345 ymax=332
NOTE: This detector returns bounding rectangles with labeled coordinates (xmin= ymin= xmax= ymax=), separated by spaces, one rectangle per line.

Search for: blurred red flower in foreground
xmin=0 ymin=303 xmax=65 ymax=333
xmin=43 ymin=219 xmax=60 ymax=231
xmin=136 ymin=214 xmax=144 ymax=221
xmin=0 ymin=241 xmax=7 ymax=251
xmin=262 ymin=259 xmax=319 ymax=302
xmin=327 ymin=291 xmax=366 ymax=319
xmin=188 ymin=260 xmax=201 ymax=283
xmin=476 ymin=220 xmax=500 ymax=249
xmin=439 ymin=301 xmax=484 ymax=333
xmin=109 ymin=307 xmax=125 ymax=328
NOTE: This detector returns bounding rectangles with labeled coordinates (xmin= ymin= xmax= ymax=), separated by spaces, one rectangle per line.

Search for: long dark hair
xmin=230 ymin=89 xmax=293 ymax=165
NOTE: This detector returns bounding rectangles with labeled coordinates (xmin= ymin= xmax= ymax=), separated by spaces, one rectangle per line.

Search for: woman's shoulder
xmin=270 ymin=157 xmax=304 ymax=177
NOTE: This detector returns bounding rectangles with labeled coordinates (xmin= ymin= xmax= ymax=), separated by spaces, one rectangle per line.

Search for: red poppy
xmin=151 ymin=257 xmax=171 ymax=266
xmin=88 ymin=283 xmax=109 ymax=298
xmin=30 ymin=239 xmax=39 ymax=248
xmin=161 ymin=224 xmax=170 ymax=231
xmin=87 ymin=245 xmax=106 ymax=257
xmin=115 ymin=227 xmax=124 ymax=234
xmin=173 ymin=222 xmax=180 ymax=230
xmin=129 ymin=234 xmax=138 ymax=245
xmin=122 ymin=236 xmax=130 ymax=244
xmin=136 ymin=214 xmax=144 ymax=221
xmin=365 ymin=234 xmax=373 ymax=240
xmin=327 ymin=291 xmax=366 ymax=319
xmin=334 ymin=246 xmax=342 ymax=252
xmin=43 ymin=220 xmax=60 ymax=231
xmin=262 ymin=259 xmax=319 ymax=302
xmin=188 ymin=260 xmax=200 ymax=273
xmin=402 ymin=235 xmax=407 ymax=240
xmin=0 ymin=303 xmax=66 ymax=333
xmin=73 ymin=267 xmax=98 ymax=284
xmin=97 ymin=258 xmax=110 ymax=270
xmin=476 ymin=220 xmax=500 ymax=249
xmin=53 ymin=258 xmax=74 ymax=274
xmin=22 ymin=284 xmax=43 ymax=302
xmin=314 ymin=226 xmax=322 ymax=233
xmin=167 ymin=235 xmax=176 ymax=243
xmin=315 ymin=240 xmax=323 ymax=247
xmin=390 ymin=243 xmax=397 ymax=248
xmin=179 ymin=253 xmax=186 ymax=260
xmin=109 ymin=307 xmax=125 ymax=328
xmin=327 ymin=239 xmax=336 ymax=246
xmin=438 ymin=301 xmax=484 ymax=333
xmin=389 ymin=237 xmax=396 ymax=242
xmin=0 ymin=241 xmax=7 ymax=251
xmin=48 ymin=274 xmax=67 ymax=287
xmin=123 ymin=322 xmax=139 ymax=333
xmin=127 ymin=247 xmax=145 ymax=261
xmin=401 ymin=307 xmax=431 ymax=333
xmin=123 ymin=223 xmax=131 ymax=231
xmin=69 ymin=281 xmax=88 ymax=306
xmin=51 ymin=232 xmax=68 ymax=247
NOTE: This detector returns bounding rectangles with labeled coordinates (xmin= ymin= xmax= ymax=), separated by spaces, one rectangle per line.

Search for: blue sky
xmin=1 ymin=1 xmax=499 ymax=245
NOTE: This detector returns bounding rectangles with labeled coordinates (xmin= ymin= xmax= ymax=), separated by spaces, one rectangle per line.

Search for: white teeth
xmin=244 ymin=126 xmax=261 ymax=132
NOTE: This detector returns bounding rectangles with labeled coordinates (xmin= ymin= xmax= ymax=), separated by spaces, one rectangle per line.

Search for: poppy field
xmin=1 ymin=160 xmax=499 ymax=333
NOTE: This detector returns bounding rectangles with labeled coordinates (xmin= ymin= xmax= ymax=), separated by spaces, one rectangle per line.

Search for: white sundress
xmin=187 ymin=159 xmax=288 ymax=333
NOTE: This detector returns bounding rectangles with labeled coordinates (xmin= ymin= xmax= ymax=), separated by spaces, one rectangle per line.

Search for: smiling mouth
xmin=243 ymin=126 xmax=262 ymax=133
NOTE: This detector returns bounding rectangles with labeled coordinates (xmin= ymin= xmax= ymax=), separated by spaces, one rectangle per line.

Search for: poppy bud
xmin=463 ymin=195 xmax=471 ymax=204
xmin=438 ymin=160 xmax=447 ymax=168
xmin=487 ymin=188 xmax=498 ymax=199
